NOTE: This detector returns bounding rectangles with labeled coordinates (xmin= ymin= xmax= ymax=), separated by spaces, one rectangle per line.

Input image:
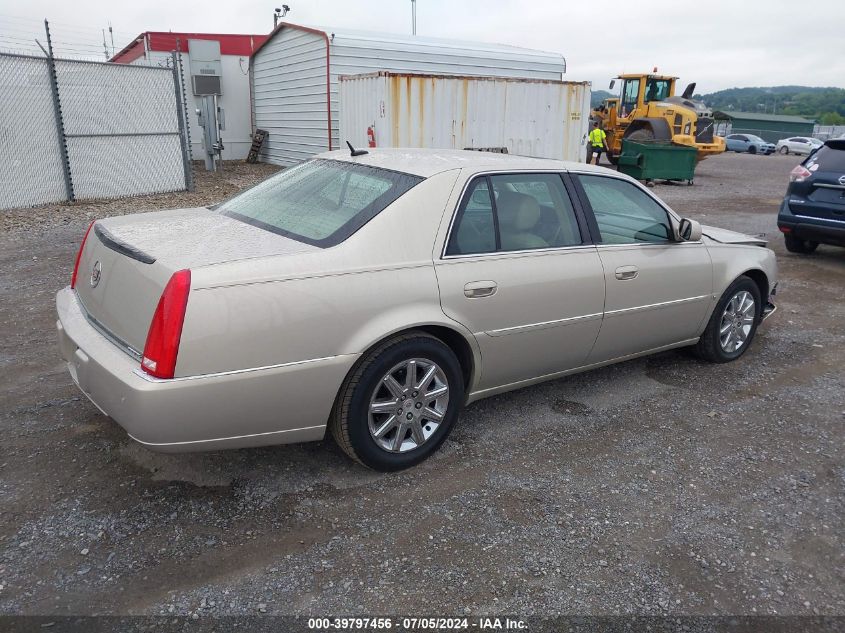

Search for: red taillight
xmin=141 ymin=269 xmax=191 ymax=379
xmin=789 ymin=165 xmax=811 ymax=183
xmin=778 ymin=226 xmax=792 ymax=233
xmin=70 ymin=221 xmax=95 ymax=289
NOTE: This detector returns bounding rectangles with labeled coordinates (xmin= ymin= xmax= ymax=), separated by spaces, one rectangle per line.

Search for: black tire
xmin=748 ymin=146 xmax=757 ymax=154
xmin=694 ymin=276 xmax=762 ymax=363
xmin=626 ymin=128 xmax=655 ymax=143
xmin=779 ymin=146 xmax=789 ymax=155
xmin=330 ymin=331 xmax=463 ymax=471
xmin=784 ymin=233 xmax=818 ymax=254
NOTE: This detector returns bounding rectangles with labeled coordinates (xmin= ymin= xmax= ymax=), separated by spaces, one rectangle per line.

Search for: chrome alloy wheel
xmin=368 ymin=358 xmax=450 ymax=453
xmin=719 ymin=290 xmax=756 ymax=353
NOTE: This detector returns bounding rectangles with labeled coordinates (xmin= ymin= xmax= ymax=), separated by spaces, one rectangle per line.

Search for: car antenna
xmin=346 ymin=140 xmax=369 ymax=157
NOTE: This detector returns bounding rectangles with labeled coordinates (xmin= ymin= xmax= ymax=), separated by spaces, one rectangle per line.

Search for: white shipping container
xmin=339 ymin=72 xmax=590 ymax=162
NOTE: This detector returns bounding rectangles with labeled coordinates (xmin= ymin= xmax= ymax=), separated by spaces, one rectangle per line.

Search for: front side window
xmin=578 ymin=175 xmax=672 ymax=244
xmin=218 ymin=159 xmax=422 ymax=247
xmin=446 ymin=173 xmax=582 ymax=256
xmin=619 ymin=79 xmax=640 ymax=116
xmin=644 ymin=79 xmax=671 ymax=103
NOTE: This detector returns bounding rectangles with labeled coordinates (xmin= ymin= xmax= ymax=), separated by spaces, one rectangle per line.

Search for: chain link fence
xmin=0 ymin=48 xmax=192 ymax=211
xmin=813 ymin=125 xmax=845 ymax=140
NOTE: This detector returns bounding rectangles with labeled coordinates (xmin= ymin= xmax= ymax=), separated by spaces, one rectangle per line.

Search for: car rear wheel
xmin=330 ymin=332 xmax=463 ymax=471
xmin=779 ymin=146 xmax=789 ymax=154
xmin=784 ymin=233 xmax=818 ymax=254
xmin=694 ymin=276 xmax=762 ymax=363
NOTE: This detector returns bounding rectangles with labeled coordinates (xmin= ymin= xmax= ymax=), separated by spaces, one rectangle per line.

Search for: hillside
xmin=590 ymin=90 xmax=613 ymax=108
xmin=590 ymin=85 xmax=845 ymax=124
xmin=696 ymin=86 xmax=845 ymax=124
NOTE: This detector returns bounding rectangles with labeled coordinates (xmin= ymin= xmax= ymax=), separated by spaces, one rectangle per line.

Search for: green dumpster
xmin=616 ymin=140 xmax=698 ymax=184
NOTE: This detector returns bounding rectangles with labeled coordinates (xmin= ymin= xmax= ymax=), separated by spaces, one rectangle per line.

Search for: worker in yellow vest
xmin=587 ymin=122 xmax=609 ymax=166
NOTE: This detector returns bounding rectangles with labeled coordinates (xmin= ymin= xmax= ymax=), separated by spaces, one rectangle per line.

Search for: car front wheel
xmin=779 ymin=146 xmax=789 ymax=154
xmin=694 ymin=276 xmax=762 ymax=363
xmin=330 ymin=332 xmax=463 ymax=471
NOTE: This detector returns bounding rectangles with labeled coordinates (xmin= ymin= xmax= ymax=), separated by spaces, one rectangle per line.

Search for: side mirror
xmin=609 ymin=79 xmax=616 ymax=90
xmin=677 ymin=218 xmax=702 ymax=242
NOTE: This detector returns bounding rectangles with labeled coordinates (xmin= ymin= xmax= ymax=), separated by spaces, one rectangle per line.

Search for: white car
xmin=776 ymin=137 xmax=823 ymax=155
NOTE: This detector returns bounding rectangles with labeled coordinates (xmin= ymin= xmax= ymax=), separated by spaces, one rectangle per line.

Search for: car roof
xmin=316 ymin=148 xmax=609 ymax=178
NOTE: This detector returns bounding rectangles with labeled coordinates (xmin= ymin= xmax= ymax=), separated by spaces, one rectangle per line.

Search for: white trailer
xmin=339 ymin=72 xmax=590 ymax=162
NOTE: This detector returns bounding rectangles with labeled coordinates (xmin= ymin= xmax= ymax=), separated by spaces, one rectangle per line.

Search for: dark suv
xmin=778 ymin=139 xmax=845 ymax=253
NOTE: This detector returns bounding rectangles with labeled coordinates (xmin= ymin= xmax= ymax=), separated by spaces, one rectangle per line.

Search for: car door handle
xmin=615 ymin=265 xmax=639 ymax=280
xmin=464 ymin=281 xmax=497 ymax=298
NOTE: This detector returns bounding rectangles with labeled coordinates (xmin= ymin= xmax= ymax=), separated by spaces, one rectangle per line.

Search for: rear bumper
xmin=777 ymin=199 xmax=845 ymax=247
xmin=56 ymin=287 xmax=358 ymax=452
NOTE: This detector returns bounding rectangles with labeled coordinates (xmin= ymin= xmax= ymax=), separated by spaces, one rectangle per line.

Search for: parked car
xmin=56 ymin=149 xmax=778 ymax=471
xmin=725 ymin=134 xmax=775 ymax=154
xmin=776 ymin=136 xmax=823 ymax=155
xmin=778 ymin=139 xmax=845 ymax=253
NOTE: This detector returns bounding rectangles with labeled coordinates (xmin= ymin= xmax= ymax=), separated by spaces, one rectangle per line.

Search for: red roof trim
xmin=111 ymin=32 xmax=269 ymax=63
xmin=249 ymin=21 xmax=327 ymax=59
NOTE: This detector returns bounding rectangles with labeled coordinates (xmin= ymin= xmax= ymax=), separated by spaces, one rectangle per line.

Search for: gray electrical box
xmin=188 ymin=39 xmax=222 ymax=95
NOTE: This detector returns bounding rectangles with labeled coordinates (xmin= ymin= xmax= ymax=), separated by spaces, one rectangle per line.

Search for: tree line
xmin=590 ymin=86 xmax=845 ymax=125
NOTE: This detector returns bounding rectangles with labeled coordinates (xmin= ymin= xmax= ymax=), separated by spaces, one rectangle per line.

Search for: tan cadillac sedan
xmin=56 ymin=149 xmax=777 ymax=471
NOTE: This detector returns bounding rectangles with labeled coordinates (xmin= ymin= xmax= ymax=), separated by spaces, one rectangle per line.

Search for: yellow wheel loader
xmin=592 ymin=72 xmax=726 ymax=162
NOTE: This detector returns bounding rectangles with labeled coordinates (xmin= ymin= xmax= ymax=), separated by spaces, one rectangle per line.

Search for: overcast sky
xmin=2 ymin=0 xmax=844 ymax=92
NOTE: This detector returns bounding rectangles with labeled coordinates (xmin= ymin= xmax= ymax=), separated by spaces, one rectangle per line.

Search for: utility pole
xmin=411 ymin=0 xmax=417 ymax=35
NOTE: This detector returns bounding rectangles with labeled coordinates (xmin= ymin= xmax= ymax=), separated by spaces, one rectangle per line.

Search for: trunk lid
xmin=74 ymin=207 xmax=317 ymax=355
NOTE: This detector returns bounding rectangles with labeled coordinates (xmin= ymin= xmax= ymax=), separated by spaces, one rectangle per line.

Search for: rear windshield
xmin=805 ymin=143 xmax=845 ymax=171
xmin=218 ymin=159 xmax=423 ymax=247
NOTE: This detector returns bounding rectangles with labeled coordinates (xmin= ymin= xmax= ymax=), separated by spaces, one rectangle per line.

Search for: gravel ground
xmin=1 ymin=153 xmax=843 ymax=619
xmin=0 ymin=161 xmax=280 ymax=235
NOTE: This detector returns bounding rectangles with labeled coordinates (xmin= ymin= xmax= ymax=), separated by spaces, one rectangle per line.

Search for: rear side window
xmin=218 ymin=159 xmax=422 ymax=247
xmin=446 ymin=173 xmax=582 ymax=255
xmin=578 ymin=175 xmax=671 ymax=244
xmin=490 ymin=174 xmax=582 ymax=251
xmin=805 ymin=145 xmax=845 ymax=171
xmin=447 ymin=178 xmax=497 ymax=255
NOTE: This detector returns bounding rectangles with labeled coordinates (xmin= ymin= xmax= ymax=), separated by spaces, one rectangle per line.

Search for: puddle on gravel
xmin=551 ymin=399 xmax=592 ymax=416
xmin=120 ymin=443 xmax=236 ymax=488
xmin=118 ymin=441 xmax=385 ymax=493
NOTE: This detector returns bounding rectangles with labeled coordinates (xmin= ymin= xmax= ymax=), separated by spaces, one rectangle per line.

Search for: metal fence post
xmin=44 ymin=20 xmax=74 ymax=202
xmin=172 ymin=49 xmax=194 ymax=192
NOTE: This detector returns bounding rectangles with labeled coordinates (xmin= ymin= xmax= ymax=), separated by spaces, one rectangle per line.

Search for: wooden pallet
xmin=246 ymin=129 xmax=268 ymax=163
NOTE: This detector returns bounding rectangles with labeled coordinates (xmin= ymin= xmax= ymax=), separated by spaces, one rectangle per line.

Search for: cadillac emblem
xmin=90 ymin=261 xmax=102 ymax=288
